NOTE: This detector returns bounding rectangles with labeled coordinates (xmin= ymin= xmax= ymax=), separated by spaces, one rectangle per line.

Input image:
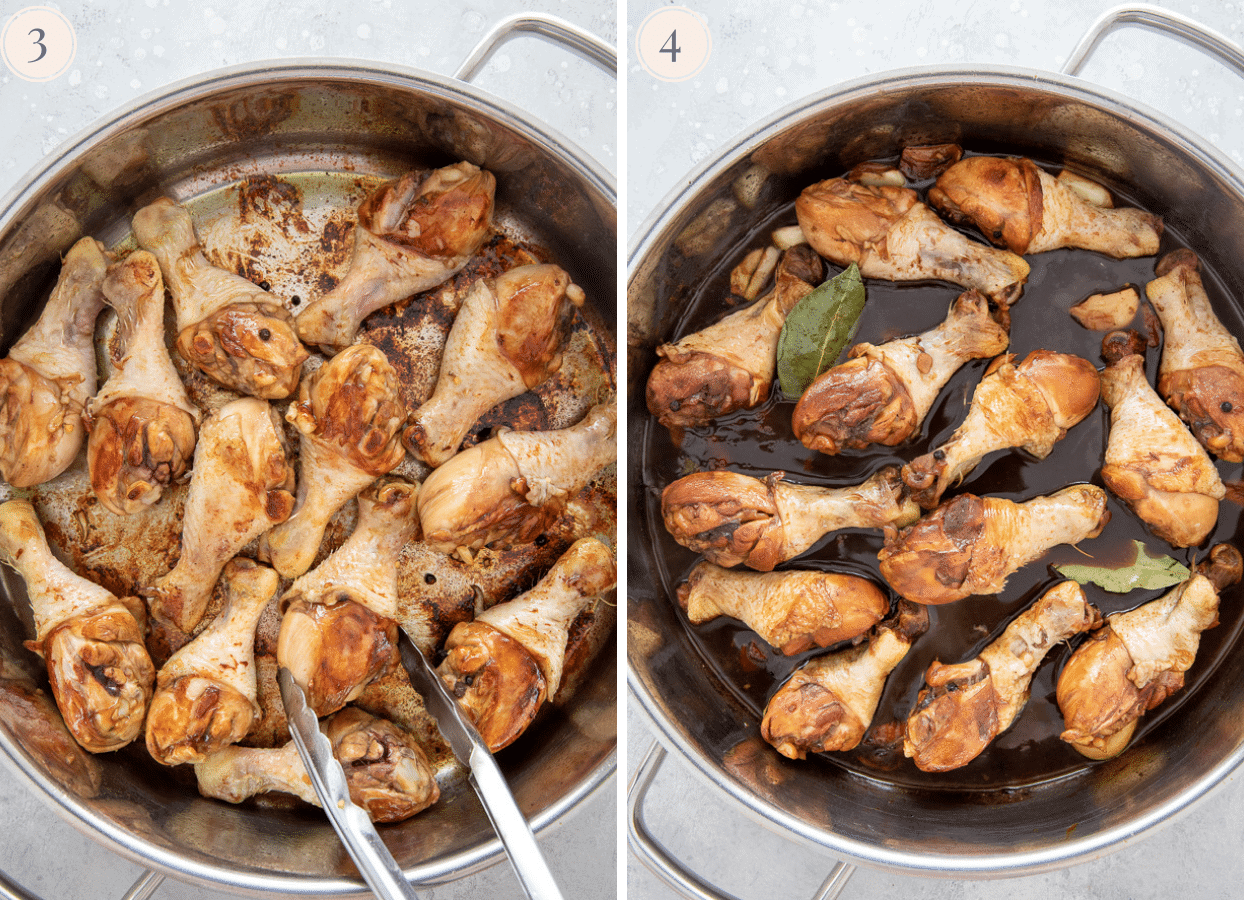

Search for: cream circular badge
xmin=2 ymin=7 xmax=75 ymax=82
xmin=635 ymin=6 xmax=711 ymax=83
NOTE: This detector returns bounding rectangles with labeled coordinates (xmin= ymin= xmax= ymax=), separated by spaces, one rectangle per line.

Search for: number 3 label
xmin=636 ymin=7 xmax=711 ymax=83
xmin=2 ymin=7 xmax=75 ymax=82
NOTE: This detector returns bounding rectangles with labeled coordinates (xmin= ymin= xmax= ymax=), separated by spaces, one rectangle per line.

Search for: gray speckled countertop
xmin=0 ymin=2 xmax=616 ymax=899
xmin=627 ymin=1 xmax=1244 ymax=899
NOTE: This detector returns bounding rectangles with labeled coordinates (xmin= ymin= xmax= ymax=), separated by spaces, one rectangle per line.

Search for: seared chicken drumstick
xmin=1100 ymin=334 xmax=1224 ymax=547
xmin=661 ymin=467 xmax=919 ymax=572
xmin=438 ymin=537 xmax=616 ymax=752
xmin=903 ymin=581 xmax=1100 ymax=772
xmin=132 ymin=198 xmax=309 ymax=399
xmin=259 ymin=344 xmax=407 ymax=579
xmin=296 ymin=163 xmax=496 ymax=352
xmin=195 ymin=707 xmax=439 ymax=822
xmin=901 ymin=350 xmax=1101 ymax=509
xmin=1057 ymin=544 xmax=1242 ymax=759
xmin=761 ymin=601 xmax=928 ymax=759
xmin=145 ymin=559 xmax=278 ymax=766
xmin=0 ymin=499 xmax=154 ymax=753
xmin=928 ymin=156 xmax=1162 ymax=258
xmin=795 ymin=177 xmax=1029 ymax=305
xmin=676 ymin=562 xmax=889 ymax=655
xmin=878 ymin=485 xmax=1111 ymax=605
xmin=276 ymin=478 xmax=420 ymax=718
xmin=402 ymin=263 xmax=585 ymax=467
xmin=145 ymin=398 xmax=295 ymax=634
xmin=793 ymin=289 xmax=1009 ymax=455
xmin=645 ymin=245 xmax=822 ymax=430
xmin=417 ymin=398 xmax=616 ymax=553
xmin=0 ymin=237 xmax=109 ymax=487
xmin=1145 ymin=249 xmax=1244 ymax=461
xmin=87 ymin=251 xmax=200 ymax=516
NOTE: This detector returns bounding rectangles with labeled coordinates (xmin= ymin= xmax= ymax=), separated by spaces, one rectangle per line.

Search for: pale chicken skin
xmin=928 ymin=156 xmax=1162 ymax=258
xmin=0 ymin=237 xmax=109 ymax=487
xmin=661 ymin=467 xmax=920 ymax=572
xmin=87 ymin=251 xmax=200 ymax=516
xmin=646 ymin=245 xmax=822 ymax=430
xmin=793 ymin=289 xmax=1010 ymax=455
xmin=878 ymin=485 xmax=1111 ymax=605
xmin=194 ymin=707 xmax=439 ymax=823
xmin=259 ymin=343 xmax=407 ymax=579
xmin=276 ymin=478 xmax=420 ymax=717
xmin=144 ymin=398 xmax=295 ymax=634
xmin=1058 ymin=544 xmax=1242 ymax=759
xmin=903 ymin=581 xmax=1101 ymax=772
xmin=1100 ymin=339 xmax=1224 ymax=547
xmin=901 ymin=350 xmax=1101 ymax=509
xmin=1146 ymin=249 xmax=1244 ymax=462
xmin=438 ymin=537 xmax=616 ymax=751
xmin=676 ymin=562 xmax=889 ymax=655
xmin=0 ymin=499 xmax=154 ymax=753
xmin=402 ymin=263 xmax=585 ymax=467
xmin=145 ymin=559 xmax=278 ymax=766
xmin=296 ymin=163 xmax=496 ymax=352
xmin=417 ymin=399 xmax=616 ymax=552
xmin=761 ymin=601 xmax=928 ymax=759
xmin=795 ymin=177 xmax=1030 ymax=305
xmin=132 ymin=198 xmax=309 ymax=399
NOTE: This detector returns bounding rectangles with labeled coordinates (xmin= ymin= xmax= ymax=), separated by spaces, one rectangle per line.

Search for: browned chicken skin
xmin=132 ymin=198 xmax=309 ymax=399
xmin=0 ymin=500 xmax=154 ymax=753
xmin=795 ymin=177 xmax=1029 ymax=305
xmin=676 ymin=562 xmax=889 ymax=654
xmin=761 ymin=601 xmax=928 ymax=759
xmin=259 ymin=344 xmax=407 ymax=579
xmin=646 ymin=246 xmax=822 ymax=429
xmin=661 ymin=467 xmax=920 ymax=571
xmin=793 ymin=290 xmax=1009 ymax=455
xmin=878 ymin=485 xmax=1110 ymax=605
xmin=0 ymin=237 xmax=109 ymax=487
xmin=145 ymin=398 xmax=295 ymax=634
xmin=145 ymin=559 xmax=278 ymax=766
xmin=438 ymin=537 xmax=616 ymax=751
xmin=403 ymin=263 xmax=585 ymax=467
xmin=1057 ymin=544 xmax=1243 ymax=759
xmin=1146 ymin=249 xmax=1244 ymax=462
xmin=1100 ymin=337 xmax=1224 ymax=547
xmin=296 ymin=163 xmax=496 ymax=352
xmin=87 ymin=251 xmax=200 ymax=516
xmin=195 ymin=706 xmax=439 ymax=822
xmin=901 ymin=350 xmax=1101 ymax=509
xmin=417 ymin=399 xmax=616 ymax=552
xmin=276 ymin=478 xmax=419 ymax=717
xmin=928 ymin=156 xmax=1162 ymax=257
xmin=903 ymin=581 xmax=1100 ymax=772
xmin=0 ymin=671 xmax=102 ymax=797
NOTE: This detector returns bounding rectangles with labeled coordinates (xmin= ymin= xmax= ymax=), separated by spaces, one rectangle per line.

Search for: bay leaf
xmin=776 ymin=263 xmax=867 ymax=398
xmin=1054 ymin=540 xmax=1190 ymax=593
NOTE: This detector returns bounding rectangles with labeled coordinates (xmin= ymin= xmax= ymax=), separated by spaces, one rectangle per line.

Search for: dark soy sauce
xmin=639 ymin=155 xmax=1244 ymax=792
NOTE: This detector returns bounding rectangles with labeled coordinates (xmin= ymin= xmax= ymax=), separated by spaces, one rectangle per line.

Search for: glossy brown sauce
xmin=641 ymin=156 xmax=1244 ymax=792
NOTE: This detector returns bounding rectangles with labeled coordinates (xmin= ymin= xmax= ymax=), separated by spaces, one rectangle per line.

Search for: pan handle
xmin=455 ymin=13 xmax=617 ymax=83
xmin=0 ymin=868 xmax=163 ymax=900
xmin=628 ymin=741 xmax=856 ymax=900
xmin=1063 ymin=3 xmax=1244 ymax=77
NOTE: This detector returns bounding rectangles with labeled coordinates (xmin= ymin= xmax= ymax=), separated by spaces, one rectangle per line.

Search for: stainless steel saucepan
xmin=628 ymin=6 xmax=1244 ymax=897
xmin=0 ymin=13 xmax=616 ymax=899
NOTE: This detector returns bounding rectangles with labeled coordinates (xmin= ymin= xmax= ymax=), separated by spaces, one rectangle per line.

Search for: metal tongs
xmin=277 ymin=667 xmax=421 ymax=900
xmin=396 ymin=630 xmax=566 ymax=900
xmin=277 ymin=632 xmax=565 ymax=900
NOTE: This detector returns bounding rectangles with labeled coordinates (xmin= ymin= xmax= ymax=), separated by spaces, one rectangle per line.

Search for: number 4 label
xmin=637 ymin=7 xmax=711 ymax=83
